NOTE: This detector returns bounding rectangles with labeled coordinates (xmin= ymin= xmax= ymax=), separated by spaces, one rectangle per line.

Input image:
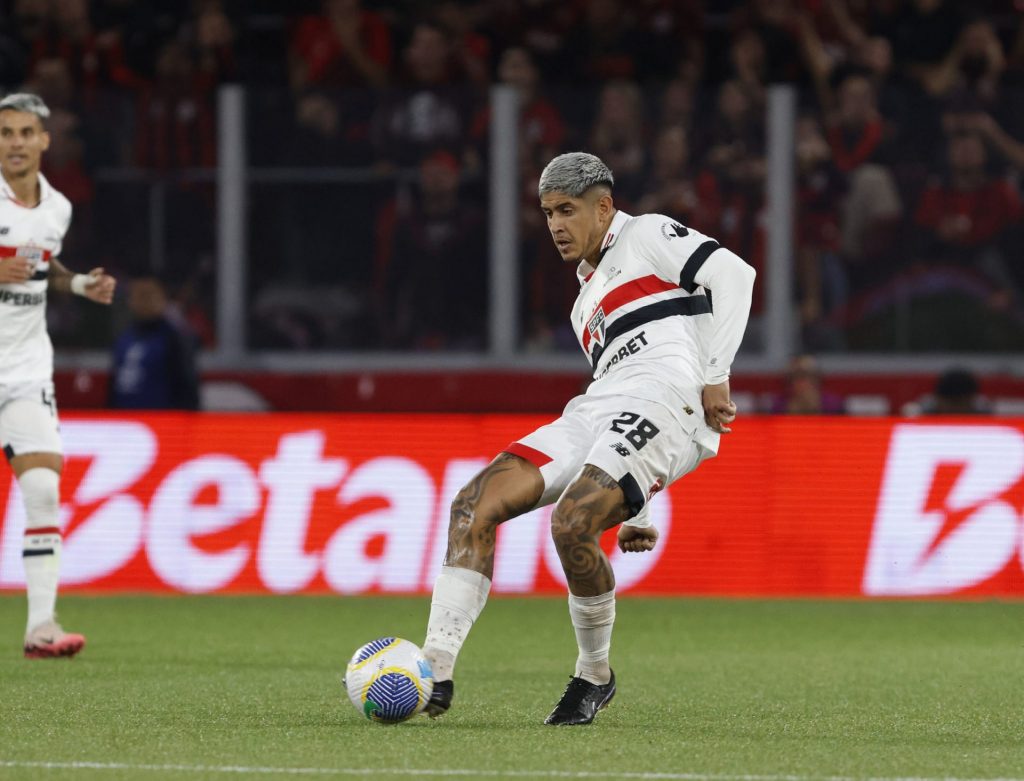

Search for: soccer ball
xmin=344 ymin=637 xmax=434 ymax=723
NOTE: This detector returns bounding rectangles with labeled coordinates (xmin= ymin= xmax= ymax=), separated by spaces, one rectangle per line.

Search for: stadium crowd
xmin=1 ymin=0 xmax=1023 ymax=353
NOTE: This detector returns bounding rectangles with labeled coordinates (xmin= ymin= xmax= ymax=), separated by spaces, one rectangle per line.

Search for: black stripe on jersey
xmin=678 ymin=239 xmax=721 ymax=293
xmin=617 ymin=472 xmax=646 ymax=518
xmin=30 ymin=269 xmax=47 ymax=281
xmin=590 ymin=296 xmax=712 ymax=370
xmin=23 ymin=548 xmax=55 ymax=557
xmin=3 ymin=444 xmax=13 ymax=462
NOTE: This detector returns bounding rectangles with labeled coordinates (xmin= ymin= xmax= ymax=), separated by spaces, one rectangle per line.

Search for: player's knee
xmin=550 ymin=499 xmax=588 ymax=550
xmin=448 ymin=484 xmax=506 ymax=535
xmin=18 ymin=467 xmax=60 ymax=527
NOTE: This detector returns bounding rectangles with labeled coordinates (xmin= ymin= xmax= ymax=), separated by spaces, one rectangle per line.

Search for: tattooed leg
xmin=550 ymin=464 xmax=631 ymax=688
xmin=550 ymin=464 xmax=631 ymax=596
xmin=444 ymin=451 xmax=544 ymax=579
xmin=423 ymin=451 xmax=544 ymax=690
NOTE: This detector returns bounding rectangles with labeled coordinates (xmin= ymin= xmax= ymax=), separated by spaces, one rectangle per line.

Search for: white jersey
xmin=572 ymin=210 xmax=755 ymax=453
xmin=0 ymin=172 xmax=72 ymax=385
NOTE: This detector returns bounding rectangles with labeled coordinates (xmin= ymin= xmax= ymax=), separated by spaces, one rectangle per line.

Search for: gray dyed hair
xmin=538 ymin=152 xmax=614 ymax=198
xmin=0 ymin=93 xmax=50 ymax=120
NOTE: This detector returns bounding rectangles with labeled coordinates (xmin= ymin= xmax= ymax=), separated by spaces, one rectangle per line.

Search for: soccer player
xmin=0 ymin=93 xmax=116 ymax=658
xmin=421 ymin=152 xmax=755 ymax=724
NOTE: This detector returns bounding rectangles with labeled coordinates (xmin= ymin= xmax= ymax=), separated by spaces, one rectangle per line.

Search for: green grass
xmin=0 ymin=595 xmax=1022 ymax=781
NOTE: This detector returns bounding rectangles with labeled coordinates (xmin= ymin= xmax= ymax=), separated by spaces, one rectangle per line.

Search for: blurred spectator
xmin=588 ymin=80 xmax=648 ymax=205
xmin=26 ymin=0 xmax=142 ymax=107
xmin=109 ymin=276 xmax=200 ymax=410
xmin=794 ymin=114 xmax=846 ymax=347
xmin=701 ymin=79 xmax=765 ymax=300
xmin=728 ymin=27 xmax=768 ymax=97
xmin=917 ymin=367 xmax=990 ymax=415
xmin=435 ymin=1 xmax=491 ymax=87
xmin=947 ymin=111 xmax=1024 ymax=173
xmin=654 ymin=78 xmax=697 ymax=131
xmin=888 ymin=0 xmax=963 ymax=76
xmin=563 ymin=0 xmax=646 ymax=82
xmin=134 ymin=39 xmax=215 ymax=169
xmin=769 ymin=355 xmax=846 ymax=415
xmin=914 ymin=131 xmax=1022 ymax=300
xmin=289 ymin=0 xmax=392 ymax=90
xmin=730 ymin=0 xmax=810 ymax=84
xmin=635 ymin=125 xmax=720 ymax=235
xmin=189 ymin=0 xmax=237 ymax=88
xmin=371 ymin=20 xmax=474 ymax=168
xmin=287 ymin=91 xmax=371 ymax=166
xmin=469 ymin=46 xmax=565 ymax=178
xmin=826 ymin=72 xmax=903 ymax=279
xmin=921 ymin=18 xmax=1004 ymax=105
xmin=376 ymin=150 xmax=486 ymax=350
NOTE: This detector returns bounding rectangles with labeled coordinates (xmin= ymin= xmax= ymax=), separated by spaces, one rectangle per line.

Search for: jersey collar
xmin=0 ymin=167 xmax=51 ymax=208
xmin=576 ymin=209 xmax=633 ymax=285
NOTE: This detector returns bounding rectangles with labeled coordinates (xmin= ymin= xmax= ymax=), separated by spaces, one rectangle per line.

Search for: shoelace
xmin=552 ymin=677 xmax=594 ymax=713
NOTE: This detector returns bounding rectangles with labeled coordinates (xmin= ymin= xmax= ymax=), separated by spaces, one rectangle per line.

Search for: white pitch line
xmin=0 ymin=761 xmax=1021 ymax=781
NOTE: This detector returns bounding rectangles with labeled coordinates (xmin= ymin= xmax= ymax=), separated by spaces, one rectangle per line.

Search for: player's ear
xmin=39 ymin=130 xmax=50 ymax=152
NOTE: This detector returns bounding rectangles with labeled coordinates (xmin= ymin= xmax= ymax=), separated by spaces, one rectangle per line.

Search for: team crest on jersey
xmin=587 ymin=307 xmax=606 ymax=344
xmin=17 ymin=245 xmax=44 ymax=269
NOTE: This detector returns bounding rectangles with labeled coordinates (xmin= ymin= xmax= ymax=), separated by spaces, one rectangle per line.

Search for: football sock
xmin=424 ymin=566 xmax=491 ymax=681
xmin=19 ymin=468 xmax=62 ymax=634
xmin=568 ymin=589 xmax=615 ymax=685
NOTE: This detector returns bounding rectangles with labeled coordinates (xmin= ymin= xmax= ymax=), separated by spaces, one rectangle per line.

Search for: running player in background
xmin=0 ymin=93 xmax=116 ymax=658
xmin=421 ymin=152 xmax=755 ymax=724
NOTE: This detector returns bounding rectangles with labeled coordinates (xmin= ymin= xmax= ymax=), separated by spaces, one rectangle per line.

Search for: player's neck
xmin=584 ymin=210 xmax=617 ymax=267
xmin=2 ymin=167 xmax=41 ymax=207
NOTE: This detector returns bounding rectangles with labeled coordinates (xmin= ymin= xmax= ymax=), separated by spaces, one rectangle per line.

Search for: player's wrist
xmin=70 ymin=273 xmax=90 ymax=296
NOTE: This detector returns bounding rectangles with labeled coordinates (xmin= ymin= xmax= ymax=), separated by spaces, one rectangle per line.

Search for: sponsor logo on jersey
xmin=0 ymin=290 xmax=44 ymax=306
xmin=596 ymin=331 xmax=648 ymax=378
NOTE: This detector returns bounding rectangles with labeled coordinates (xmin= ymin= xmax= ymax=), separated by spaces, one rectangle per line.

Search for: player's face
xmin=540 ymin=189 xmax=612 ymax=264
xmin=0 ymin=110 xmax=49 ymax=177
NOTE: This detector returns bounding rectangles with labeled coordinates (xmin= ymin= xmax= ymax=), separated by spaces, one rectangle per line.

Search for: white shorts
xmin=0 ymin=380 xmax=62 ymax=461
xmin=506 ymin=393 xmax=714 ymax=527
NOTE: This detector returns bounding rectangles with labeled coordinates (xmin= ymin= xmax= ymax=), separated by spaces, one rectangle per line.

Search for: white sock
xmin=568 ymin=590 xmax=615 ymax=685
xmin=423 ymin=566 xmax=491 ymax=681
xmin=19 ymin=468 xmax=62 ymax=634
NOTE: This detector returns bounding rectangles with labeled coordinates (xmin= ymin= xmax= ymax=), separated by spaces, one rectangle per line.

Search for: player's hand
xmin=0 ymin=256 xmax=32 ymax=283
xmin=702 ymin=380 xmax=737 ymax=434
xmin=617 ymin=524 xmax=659 ymax=553
xmin=82 ymin=267 xmax=116 ymax=304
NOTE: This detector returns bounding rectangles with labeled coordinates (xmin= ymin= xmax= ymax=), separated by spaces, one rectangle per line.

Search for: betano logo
xmin=0 ymin=421 xmax=670 ymax=595
xmin=864 ymin=425 xmax=1024 ymax=596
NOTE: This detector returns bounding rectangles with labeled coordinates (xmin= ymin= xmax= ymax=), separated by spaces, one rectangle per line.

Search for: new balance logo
xmin=610 ymin=443 xmax=630 ymax=456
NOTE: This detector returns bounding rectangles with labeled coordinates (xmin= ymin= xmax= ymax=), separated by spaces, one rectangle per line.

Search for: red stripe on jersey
xmin=504 ymin=442 xmax=553 ymax=468
xmin=582 ymin=275 xmax=679 ymax=353
xmin=24 ymin=526 xmax=61 ymax=536
xmin=0 ymin=245 xmax=52 ymax=261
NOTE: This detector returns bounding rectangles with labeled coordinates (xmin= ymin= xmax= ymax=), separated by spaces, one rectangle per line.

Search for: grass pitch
xmin=0 ymin=594 xmax=1021 ymax=781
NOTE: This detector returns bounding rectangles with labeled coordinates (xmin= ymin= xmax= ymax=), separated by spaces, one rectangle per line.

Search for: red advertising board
xmin=1 ymin=414 xmax=1022 ymax=598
